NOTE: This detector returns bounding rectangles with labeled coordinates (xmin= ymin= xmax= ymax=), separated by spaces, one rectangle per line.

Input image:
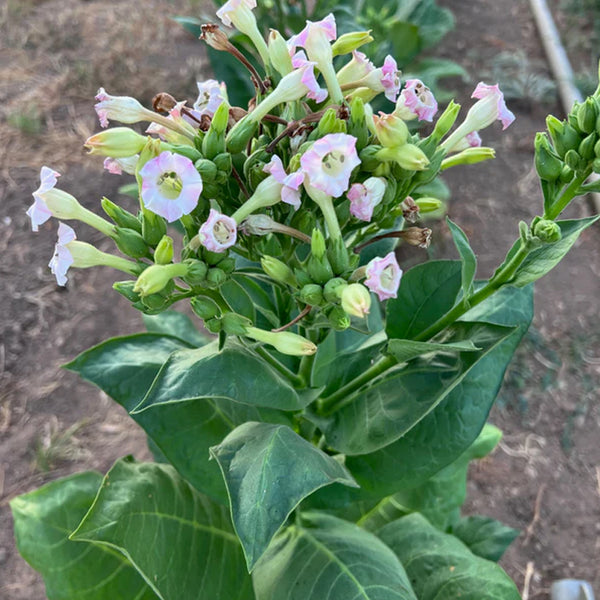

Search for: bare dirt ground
xmin=0 ymin=0 xmax=598 ymax=598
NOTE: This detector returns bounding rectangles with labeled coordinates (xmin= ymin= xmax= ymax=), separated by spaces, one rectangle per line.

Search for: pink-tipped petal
xmin=48 ymin=222 xmax=76 ymax=286
xmin=397 ymin=79 xmax=438 ymax=122
xmin=364 ymin=251 xmax=402 ymax=301
xmin=472 ymin=82 xmax=515 ymax=130
xmin=199 ymin=208 xmax=237 ymax=252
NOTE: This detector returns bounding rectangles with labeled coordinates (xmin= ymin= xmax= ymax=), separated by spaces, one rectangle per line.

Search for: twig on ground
xmin=522 ymin=561 xmax=535 ymax=600
xmin=524 ymin=484 xmax=546 ymax=545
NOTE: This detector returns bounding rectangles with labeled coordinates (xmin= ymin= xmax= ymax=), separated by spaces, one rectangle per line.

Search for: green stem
xmin=254 ymin=345 xmax=304 ymax=387
xmin=544 ymin=169 xmax=590 ymax=221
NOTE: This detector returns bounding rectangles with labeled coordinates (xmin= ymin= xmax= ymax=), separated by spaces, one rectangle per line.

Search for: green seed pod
xmin=154 ymin=235 xmax=174 ymax=265
xmin=307 ymin=254 xmax=334 ymax=285
xmin=205 ymin=317 xmax=222 ymax=333
xmin=194 ymin=159 xmax=218 ymax=183
xmin=559 ymin=164 xmax=574 ymax=183
xmin=327 ymin=306 xmax=351 ymax=331
xmin=534 ymin=132 xmax=563 ymax=182
xmin=206 ymin=267 xmax=227 ymax=287
xmin=556 ymin=123 xmax=581 ymax=158
xmin=218 ymin=257 xmax=236 ymax=274
xmin=101 ymin=197 xmax=142 ymax=232
xmin=213 ymin=152 xmax=232 ymax=174
xmin=112 ymin=226 xmax=150 ymax=258
xmin=298 ymin=284 xmax=323 ymax=306
xmin=577 ymin=97 xmax=598 ymax=134
xmin=221 ymin=312 xmax=252 ymax=336
xmin=533 ymin=218 xmax=562 ymax=244
xmin=141 ymin=292 xmax=169 ymax=311
xmin=323 ymin=277 xmax=347 ymax=303
xmin=564 ymin=149 xmax=583 ymax=172
xmin=327 ymin=236 xmax=350 ymax=275
xmin=579 ymin=132 xmax=597 ymax=161
xmin=183 ymin=259 xmax=208 ymax=285
xmin=113 ymin=280 xmax=140 ymax=302
xmin=348 ymin=96 xmax=370 ymax=151
xmin=190 ymin=296 xmax=221 ymax=320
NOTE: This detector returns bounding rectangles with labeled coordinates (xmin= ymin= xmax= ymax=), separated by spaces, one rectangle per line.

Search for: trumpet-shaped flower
xmin=27 ymin=166 xmax=61 ymax=231
xmin=336 ymin=50 xmax=375 ymax=85
xmin=199 ymin=208 xmax=237 ymax=252
xmin=359 ymin=55 xmax=401 ymax=102
xmin=472 ymin=82 xmax=515 ymax=130
xmin=341 ymin=283 xmax=371 ymax=318
xmin=347 ymin=177 xmax=386 ymax=221
xmin=300 ymin=133 xmax=360 ymax=197
xmin=290 ymin=51 xmax=328 ymax=102
xmin=94 ymin=88 xmax=147 ymax=128
xmin=364 ymin=251 xmax=402 ymax=301
xmin=395 ymin=79 xmax=438 ymax=122
xmin=445 ymin=130 xmax=483 ymax=154
xmin=263 ymin=155 xmax=304 ymax=209
xmin=139 ymin=151 xmax=203 ymax=223
xmin=193 ymin=79 xmax=227 ymax=117
xmin=103 ymin=156 xmax=138 ymax=175
xmin=48 ymin=222 xmax=76 ymax=285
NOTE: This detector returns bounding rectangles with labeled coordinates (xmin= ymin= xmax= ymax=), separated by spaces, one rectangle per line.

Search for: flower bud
xmin=183 ymin=258 xmax=208 ymax=284
xmin=94 ymin=88 xmax=149 ymax=128
xmin=314 ymin=108 xmax=339 ymax=137
xmin=261 ymin=256 xmax=297 ymax=287
xmin=133 ymin=263 xmax=188 ymax=296
xmin=205 ymin=317 xmax=223 ymax=334
xmin=225 ymin=115 xmax=259 ymax=154
xmin=560 ymin=164 xmax=575 ymax=182
xmin=552 ymin=121 xmax=581 ymax=158
xmin=268 ymin=29 xmax=293 ymax=75
xmin=112 ymin=227 xmax=150 ymax=259
xmin=534 ymin=132 xmax=563 ymax=182
xmin=532 ymin=218 xmax=562 ymax=243
xmin=154 ymin=235 xmax=174 ymax=264
xmin=113 ymin=280 xmax=141 ymax=302
xmin=431 ymin=100 xmax=461 ymax=142
xmin=440 ymin=146 xmax=495 ymax=170
xmin=190 ymin=295 xmax=221 ymax=320
xmin=207 ymin=267 xmax=227 ymax=287
xmin=311 ymin=228 xmax=327 ymax=260
xmin=341 ymin=283 xmax=371 ymax=318
xmin=577 ymin=97 xmax=597 ymax=134
xmin=327 ymin=235 xmax=350 ymax=274
xmin=578 ymin=132 xmax=597 ymax=160
xmin=347 ymin=96 xmax=370 ymax=150
xmin=245 ymin=327 xmax=317 ymax=356
xmin=373 ymin=112 xmax=409 ymax=147
xmin=564 ymin=149 xmax=583 ymax=172
xmin=221 ymin=312 xmax=252 ymax=336
xmin=141 ymin=208 xmax=167 ymax=247
xmin=359 ymin=145 xmax=383 ymax=171
xmin=101 ymin=197 xmax=142 ymax=232
xmin=298 ymin=284 xmax=324 ymax=306
xmin=307 ymin=254 xmax=334 ymax=284
xmin=323 ymin=277 xmax=348 ymax=303
xmin=377 ymin=144 xmax=430 ymax=171
xmin=213 ymin=152 xmax=232 ymax=174
xmin=413 ymin=196 xmax=443 ymax=214
xmin=327 ymin=306 xmax=351 ymax=331
xmin=85 ymin=128 xmax=147 ymax=158
xmin=331 ymin=30 xmax=373 ymax=56
xmin=195 ymin=158 xmax=218 ymax=182
xmin=202 ymin=102 xmax=229 ymax=159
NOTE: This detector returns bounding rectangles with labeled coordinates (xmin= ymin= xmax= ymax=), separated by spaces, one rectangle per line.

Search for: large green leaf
xmin=357 ymin=424 xmax=502 ymax=532
xmin=11 ymin=472 xmax=157 ymax=600
xmin=378 ymin=514 xmax=521 ymax=599
xmin=142 ymin=311 xmax=209 ymax=347
xmin=314 ymin=322 xmax=512 ymax=455
xmin=386 ymin=260 xmax=462 ymax=340
xmin=66 ymin=334 xmax=290 ymax=504
xmin=386 ymin=338 xmax=479 ymax=363
xmin=135 ymin=341 xmax=316 ymax=412
xmin=210 ymin=422 xmax=358 ymax=570
xmin=71 ymin=459 xmax=255 ymax=600
xmin=311 ymin=284 xmax=533 ymax=507
xmin=451 ymin=516 xmax=519 ymax=562
xmin=506 ymin=216 xmax=599 ymax=287
xmin=252 ymin=512 xmax=417 ymax=600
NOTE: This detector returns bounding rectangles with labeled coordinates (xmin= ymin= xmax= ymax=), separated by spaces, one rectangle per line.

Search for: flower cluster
xmin=27 ymin=2 xmax=516 ymax=357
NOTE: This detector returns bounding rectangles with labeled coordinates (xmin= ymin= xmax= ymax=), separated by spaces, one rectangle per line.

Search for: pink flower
xmin=300 ymin=133 xmax=361 ymax=198
xmin=291 ymin=51 xmax=327 ymax=103
xmin=336 ymin=50 xmax=374 ymax=85
xmin=466 ymin=131 xmax=482 ymax=146
xmin=263 ymin=156 xmax=304 ymax=210
xmin=289 ymin=13 xmax=337 ymax=54
xmin=348 ymin=177 xmax=386 ymax=221
xmin=216 ymin=0 xmax=256 ymax=27
xmin=48 ymin=222 xmax=76 ymax=286
xmin=139 ymin=151 xmax=203 ymax=223
xmin=199 ymin=209 xmax=237 ymax=252
xmin=472 ymin=82 xmax=515 ymax=130
xmin=358 ymin=55 xmax=401 ymax=102
xmin=27 ymin=166 xmax=60 ymax=231
xmin=103 ymin=156 xmax=138 ymax=175
xmin=193 ymin=80 xmax=227 ymax=117
xmin=395 ymin=79 xmax=438 ymax=122
xmin=365 ymin=252 xmax=402 ymax=301
xmin=94 ymin=88 xmax=147 ymax=128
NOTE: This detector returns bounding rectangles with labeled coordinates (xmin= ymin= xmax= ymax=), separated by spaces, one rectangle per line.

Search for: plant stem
xmin=544 ymin=169 xmax=590 ymax=220
xmin=254 ymin=345 xmax=304 ymax=387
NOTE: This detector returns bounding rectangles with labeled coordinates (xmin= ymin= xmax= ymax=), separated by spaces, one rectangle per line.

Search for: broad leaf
xmin=379 ymin=514 xmax=521 ymax=599
xmin=210 ymin=422 xmax=358 ymax=570
xmin=252 ymin=512 xmax=417 ymax=600
xmin=451 ymin=516 xmax=519 ymax=562
xmin=135 ymin=341 xmax=316 ymax=412
xmin=507 ymin=216 xmax=599 ymax=287
xmin=386 ymin=260 xmax=462 ymax=340
xmin=315 ymin=322 xmax=512 ymax=455
xmin=11 ymin=472 xmax=157 ymax=600
xmin=387 ymin=338 xmax=479 ymax=363
xmin=447 ymin=217 xmax=477 ymax=297
xmin=71 ymin=459 xmax=255 ymax=600
xmin=143 ymin=311 xmax=209 ymax=347
xmin=66 ymin=334 xmax=290 ymax=504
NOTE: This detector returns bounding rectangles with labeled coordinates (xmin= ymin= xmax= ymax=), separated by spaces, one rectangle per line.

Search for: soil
xmin=0 ymin=0 xmax=598 ymax=598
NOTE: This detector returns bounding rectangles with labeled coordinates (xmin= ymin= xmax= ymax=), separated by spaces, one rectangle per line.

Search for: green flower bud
xmin=440 ymin=147 xmax=495 ymax=170
xmin=190 ymin=296 xmax=221 ymax=320
xmin=592 ymin=158 xmax=600 ymax=173
xmin=341 ymin=283 xmax=371 ymax=318
xmin=218 ymin=257 xmax=236 ymax=274
xmin=532 ymin=218 xmax=562 ymax=243
xmin=206 ymin=267 xmax=227 ymax=287
xmin=327 ymin=306 xmax=351 ymax=331
xmin=559 ymin=164 xmax=574 ymax=183
xmin=323 ymin=277 xmax=348 ymax=303
xmin=432 ymin=100 xmax=461 ymax=142
xmin=113 ymin=280 xmax=141 ymax=302
xmin=245 ymin=327 xmax=317 ymax=356
xmin=140 ymin=293 xmax=169 ymax=311
xmin=168 ymin=144 xmax=202 ymax=163
xmin=577 ymin=97 xmax=598 ymax=134
xmin=565 ymin=149 xmax=583 ymax=172
xmin=226 ymin=115 xmax=259 ymax=154
xmin=268 ymin=29 xmax=293 ymax=76
xmin=195 ymin=158 xmax=218 ymax=182
xmin=331 ymin=30 xmax=373 ymax=56
xmin=327 ymin=236 xmax=350 ymax=275
xmin=288 ymin=153 xmax=301 ymax=173
xmin=84 ymin=127 xmax=147 ymax=158
xmin=347 ymin=96 xmax=370 ymax=150
xmin=134 ymin=263 xmax=188 ymax=296
xmin=556 ymin=123 xmax=581 ymax=158
xmin=101 ymin=197 xmax=142 ymax=232
xmin=307 ymin=254 xmax=334 ymax=284
xmin=315 ymin=108 xmax=338 ymax=137
xmin=414 ymin=196 xmax=443 ymax=213
xmin=112 ymin=226 xmax=150 ymax=258
xmin=202 ymin=103 xmax=228 ymax=159
xmin=261 ymin=255 xmax=297 ymax=286
xmin=221 ymin=312 xmax=252 ymax=336
xmin=182 ymin=259 xmax=208 ymax=285
xmin=578 ymin=132 xmax=597 ymax=160
xmin=141 ymin=208 xmax=167 ymax=247
xmin=359 ymin=145 xmax=383 ymax=171
xmin=205 ymin=317 xmax=222 ymax=333
xmin=311 ymin=228 xmax=327 ymax=260
xmin=295 ymin=268 xmax=313 ymax=288
xmin=377 ymin=144 xmax=430 ymax=171
xmin=535 ymin=132 xmax=563 ymax=182
xmin=154 ymin=235 xmax=174 ymax=264
xmin=298 ymin=284 xmax=324 ymax=306
xmin=213 ymin=152 xmax=233 ymax=174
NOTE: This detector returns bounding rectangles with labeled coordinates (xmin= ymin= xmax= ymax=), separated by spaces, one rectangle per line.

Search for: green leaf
xmin=452 ymin=516 xmax=520 ymax=562
xmin=11 ymin=472 xmax=157 ymax=600
xmin=221 ymin=278 xmax=257 ymax=321
xmin=232 ymin=273 xmax=280 ymax=328
xmin=252 ymin=512 xmax=417 ymax=600
xmin=142 ymin=311 xmax=209 ymax=347
xmin=447 ymin=218 xmax=477 ymax=297
xmin=315 ymin=322 xmax=512 ymax=455
xmin=210 ymin=422 xmax=358 ymax=570
xmin=379 ymin=513 xmax=521 ymax=600
xmin=509 ymin=216 xmax=599 ymax=287
xmin=358 ymin=424 xmax=502 ymax=532
xmin=387 ymin=338 xmax=479 ymax=363
xmin=172 ymin=15 xmax=202 ymax=38
xmin=389 ymin=21 xmax=421 ymax=65
xmin=135 ymin=340 xmax=315 ymax=412
xmin=66 ymin=334 xmax=291 ymax=504
xmin=386 ymin=260 xmax=462 ymax=340
xmin=71 ymin=459 xmax=255 ymax=600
